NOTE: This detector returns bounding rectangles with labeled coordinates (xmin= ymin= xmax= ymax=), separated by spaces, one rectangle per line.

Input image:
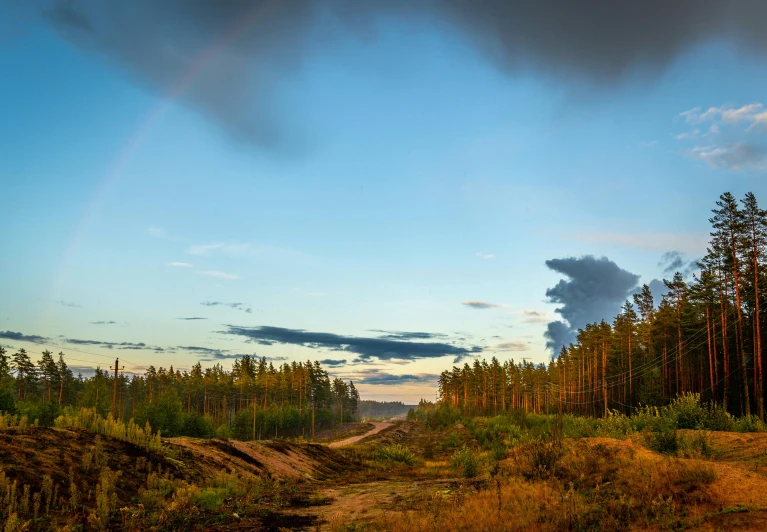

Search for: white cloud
xmin=494 ymin=341 xmax=530 ymax=351
xmin=461 ymin=300 xmax=506 ymax=309
xmin=520 ymin=310 xmax=549 ymax=324
xmin=168 ymin=262 xmax=193 ymax=268
xmin=675 ymin=129 xmax=699 ymax=140
xmin=688 ymin=143 xmax=766 ymax=171
xmin=476 ymin=252 xmax=495 ymax=260
xmin=196 ymin=270 xmax=239 ymax=280
xmin=676 ymin=103 xmax=767 ymax=172
xmin=680 ymin=104 xmax=764 ymax=125
xmin=573 ymin=231 xmax=708 ymax=254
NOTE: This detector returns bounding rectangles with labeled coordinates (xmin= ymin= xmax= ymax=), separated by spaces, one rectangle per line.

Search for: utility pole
xmin=110 ymin=358 xmax=124 ymax=420
xmin=252 ymin=396 xmax=257 ymax=441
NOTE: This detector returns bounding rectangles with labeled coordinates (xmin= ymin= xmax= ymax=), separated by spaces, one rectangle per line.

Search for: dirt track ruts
xmin=328 ymin=422 xmax=392 ymax=448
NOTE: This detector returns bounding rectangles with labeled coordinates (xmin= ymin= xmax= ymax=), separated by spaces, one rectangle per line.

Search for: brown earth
xmin=329 ymin=421 xmax=393 ymax=448
xmin=5 ymin=423 xmax=767 ymax=530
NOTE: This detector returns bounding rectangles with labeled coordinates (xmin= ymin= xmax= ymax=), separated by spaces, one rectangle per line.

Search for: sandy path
xmin=329 ymin=422 xmax=392 ymax=448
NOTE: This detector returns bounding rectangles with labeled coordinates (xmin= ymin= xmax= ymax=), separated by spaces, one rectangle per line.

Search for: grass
xmin=451 ymin=446 xmax=480 ymax=478
xmin=380 ymin=438 xmax=721 ymax=531
xmin=373 ymin=444 xmax=417 ymax=466
xmin=2 ymin=399 xmax=767 ymax=531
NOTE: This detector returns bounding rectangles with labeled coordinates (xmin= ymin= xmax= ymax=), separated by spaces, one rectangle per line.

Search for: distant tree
xmin=11 ymin=348 xmax=36 ymax=400
xmin=38 ymin=350 xmax=57 ymax=402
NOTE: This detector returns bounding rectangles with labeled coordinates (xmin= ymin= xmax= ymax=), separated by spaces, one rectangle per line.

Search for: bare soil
xmin=329 ymin=421 xmax=393 ymax=448
xmin=5 ymin=422 xmax=767 ymax=530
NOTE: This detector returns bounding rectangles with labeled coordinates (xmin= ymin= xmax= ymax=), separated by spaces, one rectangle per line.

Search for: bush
xmin=678 ymin=431 xmax=715 ymax=458
xmin=734 ymin=415 xmax=767 ymax=433
xmin=452 ymin=446 xmax=480 ymax=478
xmin=522 ymin=440 xmax=563 ymax=479
xmin=373 ymin=444 xmax=416 ymax=466
xmin=491 ymin=441 xmax=507 ymax=462
xmin=215 ymin=424 xmax=231 ymax=440
xmin=179 ymin=412 xmax=214 ymax=438
xmin=441 ymin=431 xmax=461 ymax=449
xmin=0 ymin=388 xmax=15 ymax=415
xmin=648 ymin=429 xmax=678 ymax=455
xmin=703 ymin=402 xmax=735 ymax=431
xmin=426 ymin=405 xmax=461 ymax=430
xmin=668 ymin=393 xmax=706 ymax=429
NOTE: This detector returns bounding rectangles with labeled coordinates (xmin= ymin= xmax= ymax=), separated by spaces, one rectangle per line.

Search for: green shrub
xmin=648 ymin=429 xmax=678 ymax=455
xmin=703 ymin=403 xmax=735 ymax=431
xmin=668 ymin=393 xmax=706 ymax=429
xmin=179 ymin=412 xmax=214 ymax=438
xmin=0 ymin=388 xmax=15 ymax=415
xmin=451 ymin=446 xmax=480 ymax=478
xmin=734 ymin=415 xmax=767 ymax=433
xmin=678 ymin=430 xmax=715 ymax=458
xmin=522 ymin=440 xmax=564 ymax=479
xmin=491 ymin=441 xmax=507 ymax=462
xmin=373 ymin=444 xmax=416 ymax=466
xmin=441 ymin=431 xmax=461 ymax=449
xmin=215 ymin=424 xmax=231 ymax=440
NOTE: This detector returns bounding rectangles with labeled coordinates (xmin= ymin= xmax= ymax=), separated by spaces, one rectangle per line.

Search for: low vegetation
xmin=3 ymin=395 xmax=767 ymax=530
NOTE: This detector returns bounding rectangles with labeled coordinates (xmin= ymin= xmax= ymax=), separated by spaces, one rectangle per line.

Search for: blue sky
xmin=2 ymin=2 xmax=767 ymax=402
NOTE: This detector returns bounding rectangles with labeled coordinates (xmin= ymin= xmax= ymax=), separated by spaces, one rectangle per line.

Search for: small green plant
xmin=452 ymin=446 xmax=480 ymax=478
xmin=522 ymin=440 xmax=563 ymax=480
xmin=491 ymin=441 xmax=507 ymax=462
xmin=373 ymin=444 xmax=417 ymax=466
xmin=679 ymin=430 xmax=715 ymax=458
xmin=648 ymin=429 xmax=678 ymax=455
xmin=441 ymin=432 xmax=460 ymax=449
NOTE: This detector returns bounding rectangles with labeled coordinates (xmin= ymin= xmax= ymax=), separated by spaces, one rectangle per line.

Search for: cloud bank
xmin=544 ymin=256 xmax=639 ymax=355
xmin=36 ymin=1 xmax=767 ymax=151
xmin=222 ymin=325 xmax=481 ymax=363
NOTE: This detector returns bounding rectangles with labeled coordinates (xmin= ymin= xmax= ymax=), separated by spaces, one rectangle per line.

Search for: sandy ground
xmin=329 ymin=421 xmax=393 ymax=448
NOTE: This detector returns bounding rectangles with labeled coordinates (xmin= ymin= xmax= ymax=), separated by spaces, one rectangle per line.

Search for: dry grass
xmin=5 ymin=420 xmax=767 ymax=531
xmin=374 ymin=438 xmax=758 ymax=532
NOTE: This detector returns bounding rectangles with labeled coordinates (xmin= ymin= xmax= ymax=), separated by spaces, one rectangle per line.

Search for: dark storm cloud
xmin=0 ymin=330 xmax=166 ymax=351
xmin=371 ymin=330 xmax=448 ymax=341
xmin=544 ymin=321 xmax=574 ymax=355
xmin=221 ymin=325 xmax=482 ymax=363
xmin=357 ymin=371 xmax=439 ymax=386
xmin=659 ymin=251 xmax=685 ymax=274
xmin=645 ymin=278 xmax=671 ymax=308
xmin=65 ymin=337 xmax=154 ymax=350
xmin=320 ymin=358 xmax=348 ymax=367
xmin=177 ymin=345 xmax=222 ymax=354
xmin=0 ymin=331 xmax=48 ymax=343
xmin=544 ymin=256 xmax=640 ymax=355
xmin=35 ymin=1 xmax=767 ymax=151
xmin=659 ymin=251 xmax=700 ymax=277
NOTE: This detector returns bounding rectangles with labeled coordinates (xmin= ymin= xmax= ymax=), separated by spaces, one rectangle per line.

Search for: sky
xmin=2 ymin=1 xmax=767 ymax=403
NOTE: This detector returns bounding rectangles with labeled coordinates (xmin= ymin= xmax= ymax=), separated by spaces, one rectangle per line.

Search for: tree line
xmin=438 ymin=192 xmax=767 ymax=420
xmin=0 ymin=350 xmax=359 ymax=439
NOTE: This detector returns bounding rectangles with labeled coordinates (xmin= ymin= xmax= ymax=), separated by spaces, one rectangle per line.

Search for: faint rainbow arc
xmin=50 ymin=2 xmax=277 ymax=315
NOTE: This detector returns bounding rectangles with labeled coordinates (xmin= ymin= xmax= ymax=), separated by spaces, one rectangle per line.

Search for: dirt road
xmin=328 ymin=421 xmax=392 ymax=448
